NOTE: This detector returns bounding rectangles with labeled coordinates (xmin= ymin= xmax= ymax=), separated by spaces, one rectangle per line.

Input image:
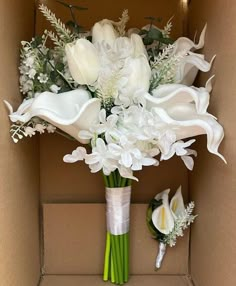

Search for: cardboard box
xmin=0 ymin=0 xmax=235 ymax=285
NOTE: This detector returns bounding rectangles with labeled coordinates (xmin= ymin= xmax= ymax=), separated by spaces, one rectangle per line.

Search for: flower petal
xmin=7 ymin=89 xmax=101 ymax=144
xmin=170 ymin=186 xmax=185 ymax=217
xmin=153 ymin=104 xmax=225 ymax=162
xmin=65 ymin=39 xmax=100 ymax=85
xmin=63 ymin=147 xmax=87 ymax=163
xmin=147 ymin=80 xmax=211 ymax=115
xmin=154 ymin=189 xmax=170 ymax=201
xmin=152 ymin=193 xmax=175 ymax=235
xmin=181 ymin=155 xmax=195 ymax=170
xmin=172 ymin=24 xmax=207 ymax=55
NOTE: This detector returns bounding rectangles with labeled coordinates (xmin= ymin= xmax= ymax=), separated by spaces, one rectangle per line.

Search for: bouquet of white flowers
xmin=4 ymin=3 xmax=225 ymax=285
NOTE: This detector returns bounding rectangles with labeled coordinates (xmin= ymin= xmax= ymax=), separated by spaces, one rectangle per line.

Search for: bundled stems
xmin=103 ymin=171 xmax=132 ymax=284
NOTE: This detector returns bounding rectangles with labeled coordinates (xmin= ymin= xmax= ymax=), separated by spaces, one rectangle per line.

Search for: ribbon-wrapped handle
xmin=155 ymin=242 xmax=167 ymax=269
xmin=106 ymin=186 xmax=131 ymax=235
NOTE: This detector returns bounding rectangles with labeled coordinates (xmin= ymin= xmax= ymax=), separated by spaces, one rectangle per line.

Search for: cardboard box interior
xmin=0 ymin=0 xmax=235 ymax=285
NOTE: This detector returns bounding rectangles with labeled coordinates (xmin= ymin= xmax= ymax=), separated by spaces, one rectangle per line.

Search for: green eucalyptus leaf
xmin=139 ymin=29 xmax=148 ymax=35
xmin=148 ymin=28 xmax=163 ymax=40
xmin=31 ymin=36 xmax=42 ymax=48
xmin=50 ymin=71 xmax=57 ymax=82
xmin=158 ymin=37 xmax=175 ymax=44
xmin=55 ymin=62 xmax=64 ymax=72
xmin=143 ymin=35 xmax=154 ymax=46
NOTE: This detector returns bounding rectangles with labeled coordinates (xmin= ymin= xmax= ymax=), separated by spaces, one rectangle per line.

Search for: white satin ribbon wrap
xmin=106 ymin=186 xmax=131 ymax=235
xmin=155 ymin=242 xmax=167 ymax=269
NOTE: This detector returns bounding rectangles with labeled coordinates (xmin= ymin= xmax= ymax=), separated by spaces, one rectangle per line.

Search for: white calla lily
xmin=152 ymin=104 xmax=225 ymax=162
xmin=92 ymin=20 xmax=118 ymax=47
xmin=146 ymin=77 xmax=214 ymax=115
xmin=172 ymin=24 xmax=214 ymax=85
xmin=6 ymin=89 xmax=101 ymax=144
xmin=154 ymin=189 xmax=170 ymax=201
xmin=170 ymin=186 xmax=185 ymax=218
xmin=65 ymin=39 xmax=100 ymax=85
xmin=4 ymin=97 xmax=34 ymax=123
xmin=143 ymin=77 xmax=225 ymax=163
xmin=172 ymin=24 xmax=207 ymax=55
xmin=152 ymin=193 xmax=175 ymax=235
xmin=176 ymin=53 xmax=215 ymax=86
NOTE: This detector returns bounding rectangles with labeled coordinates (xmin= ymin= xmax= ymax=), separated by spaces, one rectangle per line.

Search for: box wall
xmin=0 ymin=1 xmax=41 ymax=285
xmin=188 ymin=0 xmax=236 ymax=285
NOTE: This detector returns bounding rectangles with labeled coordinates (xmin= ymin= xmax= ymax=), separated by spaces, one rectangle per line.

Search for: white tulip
xmin=117 ymin=55 xmax=151 ymax=106
xmin=65 ymin=39 xmax=100 ymax=85
xmin=130 ymin=33 xmax=148 ymax=57
xmin=92 ymin=20 xmax=118 ymax=47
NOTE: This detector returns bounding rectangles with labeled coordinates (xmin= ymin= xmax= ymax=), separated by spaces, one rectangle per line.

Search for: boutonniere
xmin=147 ymin=186 xmax=197 ymax=269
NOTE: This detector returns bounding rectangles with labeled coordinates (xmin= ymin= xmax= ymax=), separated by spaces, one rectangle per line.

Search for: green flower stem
xmin=111 ymin=251 xmax=115 ymax=283
xmin=124 ymin=233 xmax=129 ymax=282
xmin=120 ymin=235 xmax=124 ymax=279
xmin=103 ymin=174 xmax=109 ymax=187
xmin=103 ymin=232 xmax=111 ymax=281
xmin=113 ymin=172 xmax=118 ymax=187
xmin=108 ymin=174 xmax=115 ymax=188
xmin=113 ymin=234 xmax=124 ymax=284
xmin=118 ymin=174 xmax=122 ymax=186
xmin=111 ymin=234 xmax=119 ymax=283
xmin=121 ymin=177 xmax=127 ymax=187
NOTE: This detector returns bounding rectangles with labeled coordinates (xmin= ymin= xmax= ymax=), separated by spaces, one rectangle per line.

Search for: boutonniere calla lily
xmin=4 ymin=89 xmax=101 ymax=144
xmin=147 ymin=186 xmax=197 ymax=269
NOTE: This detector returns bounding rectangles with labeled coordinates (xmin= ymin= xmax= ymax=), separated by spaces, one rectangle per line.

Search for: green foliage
xmin=140 ymin=16 xmax=174 ymax=56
